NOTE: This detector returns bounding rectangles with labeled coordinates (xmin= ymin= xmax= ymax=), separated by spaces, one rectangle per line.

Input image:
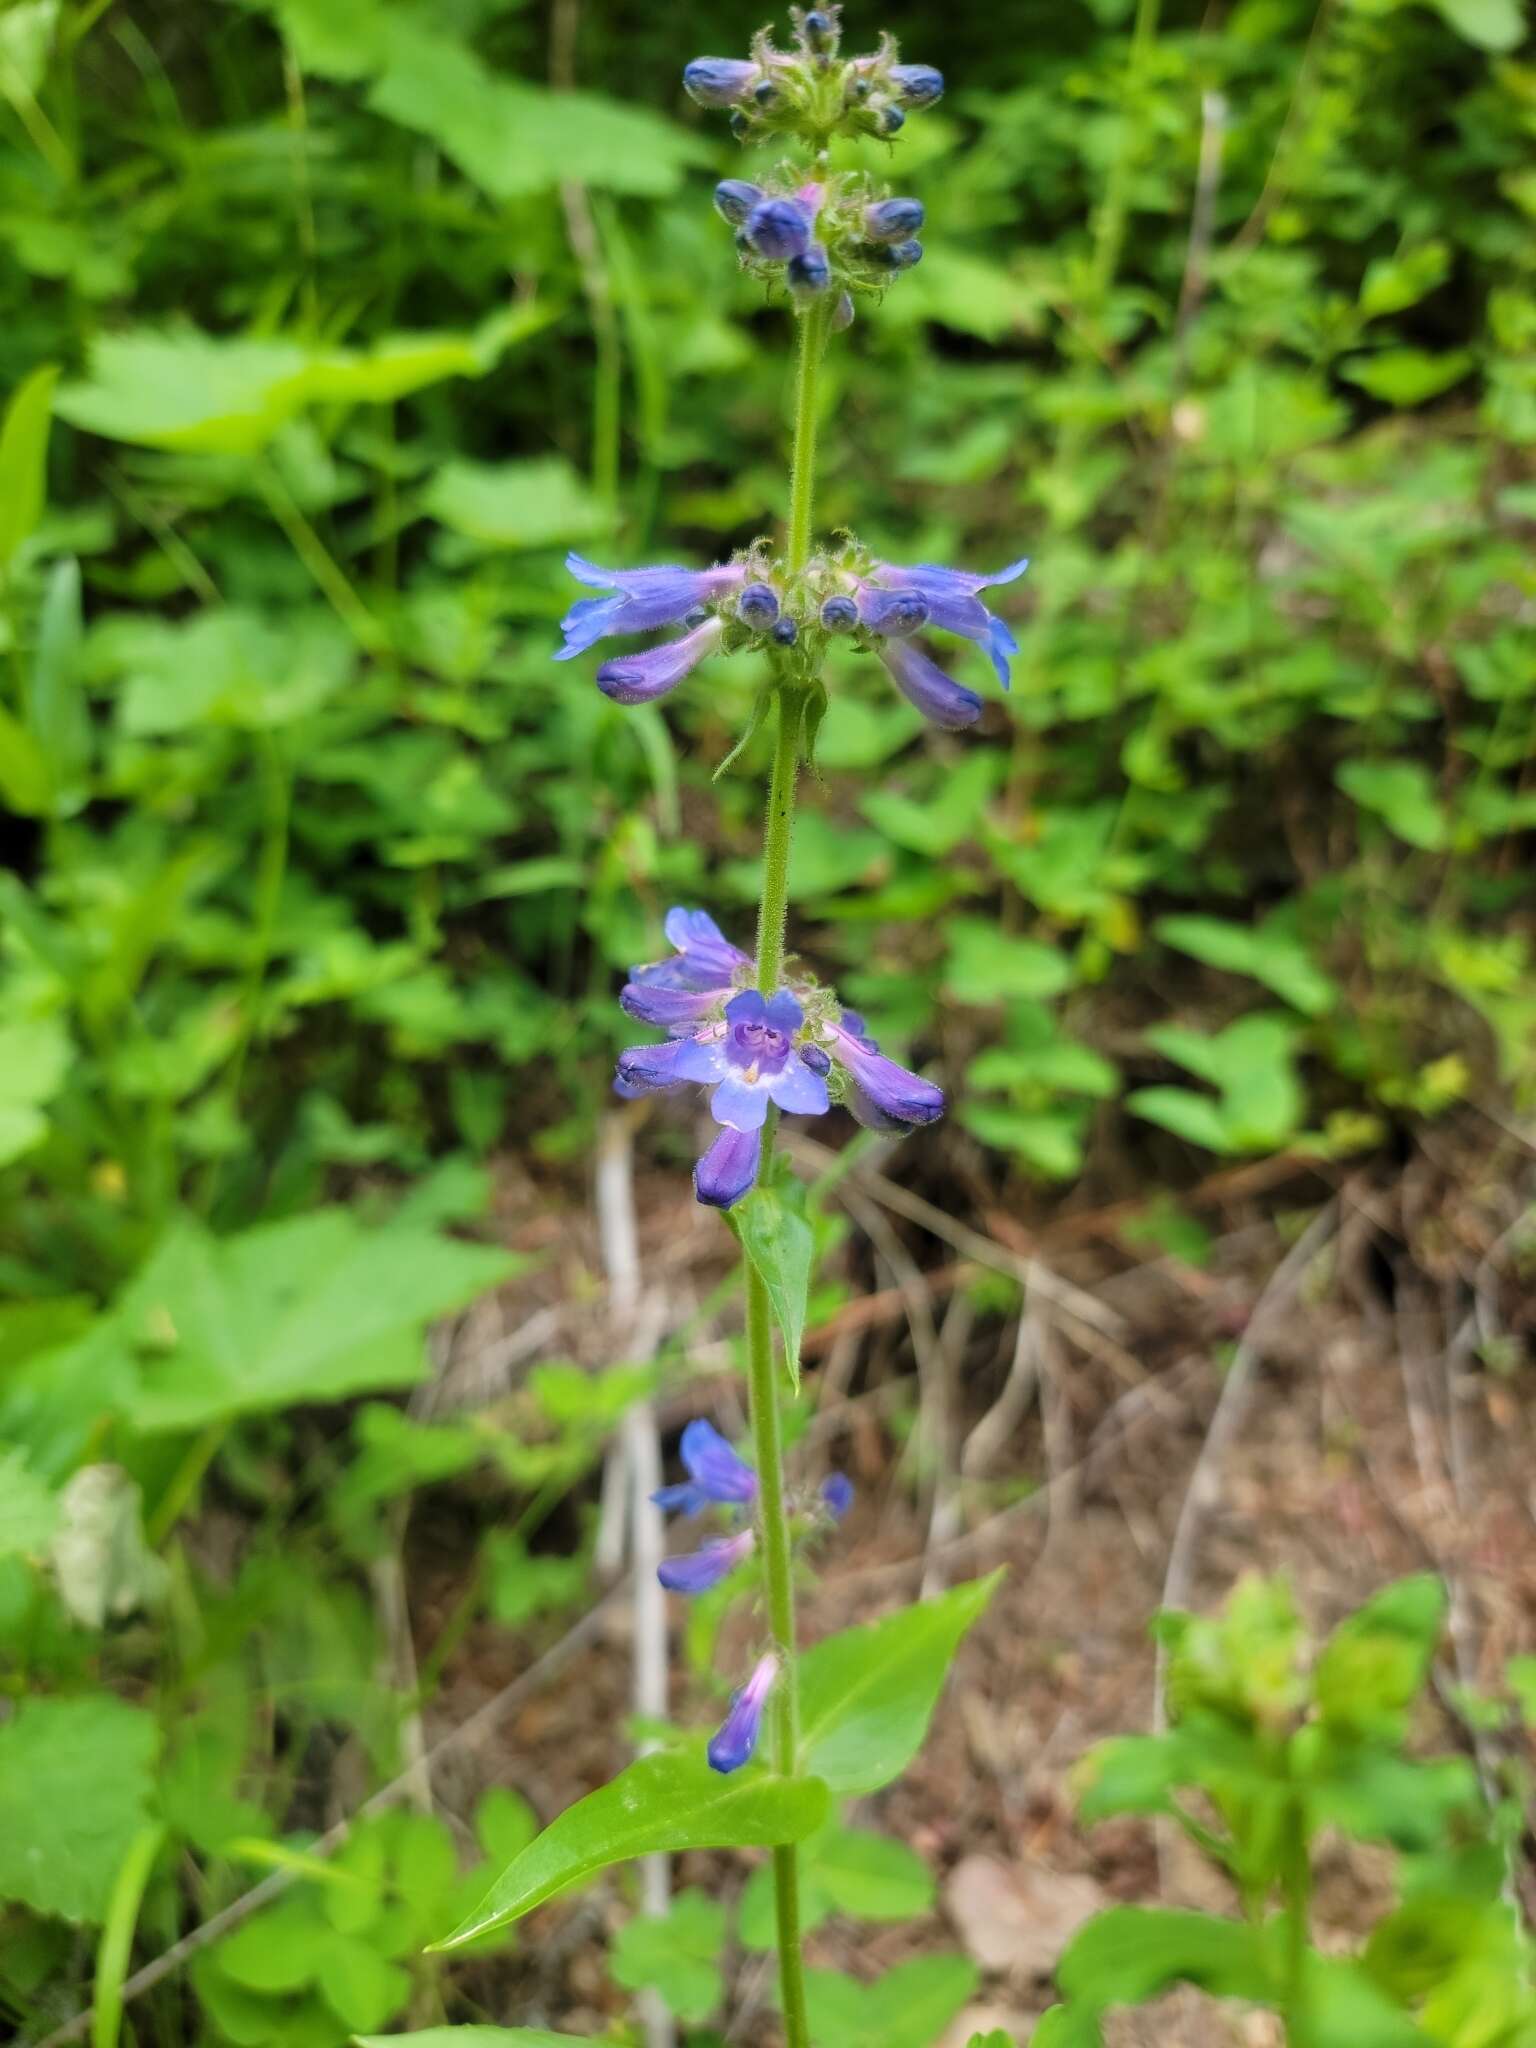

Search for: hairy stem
xmin=745 ymin=688 xmax=809 ymax=2048
xmin=786 ymin=301 xmax=829 ymax=574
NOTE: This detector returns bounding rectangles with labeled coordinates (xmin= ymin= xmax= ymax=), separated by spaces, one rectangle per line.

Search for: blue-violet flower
xmin=652 ymin=1417 xmax=758 ymax=1516
xmin=658 ymin=1529 xmax=755 ymax=1593
xmin=708 ymin=1653 xmax=778 ymax=1774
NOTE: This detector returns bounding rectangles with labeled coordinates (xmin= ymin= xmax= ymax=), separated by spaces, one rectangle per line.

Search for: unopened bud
xmin=715 ymin=178 xmax=764 ymax=225
xmin=864 ymin=197 xmax=925 ymax=242
xmin=772 ymin=617 xmax=799 ymax=646
xmin=754 ymin=79 xmax=778 ymax=106
xmin=820 ymin=594 xmax=858 ymax=632
xmin=802 ymin=9 xmax=837 ymax=50
xmin=787 ymin=242 xmax=831 ymax=298
xmin=684 ymin=58 xmax=758 ymax=107
xmin=744 ymin=197 xmax=812 ymax=261
xmin=831 ymin=291 xmax=855 ymax=331
xmin=739 ymin=582 xmax=780 ymax=628
xmin=877 ymin=103 xmax=906 ymax=136
xmin=867 ymin=237 xmax=923 ymax=271
xmin=891 ymin=63 xmax=944 ymax=107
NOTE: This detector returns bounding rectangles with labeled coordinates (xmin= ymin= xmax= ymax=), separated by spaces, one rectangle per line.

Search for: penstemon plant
xmin=424 ymin=8 xmax=1018 ymax=2042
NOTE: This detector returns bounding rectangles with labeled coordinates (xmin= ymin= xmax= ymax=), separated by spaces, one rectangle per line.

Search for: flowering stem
xmin=786 ymin=298 xmax=830 ymax=574
xmin=744 ymin=684 xmax=811 ymax=2048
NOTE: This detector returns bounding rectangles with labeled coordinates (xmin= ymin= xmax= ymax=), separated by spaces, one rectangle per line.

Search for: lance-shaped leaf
xmin=432 ymin=1753 xmax=828 ymax=1950
xmin=728 ymin=1181 xmax=814 ymax=1391
xmin=797 ymin=1572 xmax=1002 ymax=1794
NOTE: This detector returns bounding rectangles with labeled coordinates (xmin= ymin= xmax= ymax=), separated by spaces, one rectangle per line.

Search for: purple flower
xmin=827 ymin=1009 xmax=946 ymax=1128
xmin=876 ymin=635 xmax=983 ymax=729
xmin=677 ymin=991 xmax=831 ymax=1134
xmin=557 ymin=554 xmax=744 ymax=663
xmin=708 ymin=1654 xmax=778 ymax=1775
xmin=738 ymin=582 xmax=781 ymax=628
xmin=822 ymin=1473 xmax=854 ymax=1520
xmin=684 ymin=58 xmax=758 ymax=107
xmin=596 ymin=616 xmax=724 ymax=706
xmin=744 ymin=197 xmax=813 ymax=261
xmin=870 ymin=237 xmax=923 ymax=272
xmin=658 ymin=1529 xmax=755 ymax=1593
xmin=788 ymin=243 xmax=831 ymax=299
xmin=821 ymin=594 xmax=859 ymax=632
xmin=857 ymin=587 xmax=929 ymax=637
xmin=652 ymin=1418 xmax=758 ymax=1516
xmin=867 ymin=556 xmax=1029 ymax=689
xmin=696 ymin=1124 xmax=762 ymax=1208
xmin=892 ymin=63 xmax=944 ymax=106
xmin=865 ymin=197 xmax=925 ymax=241
xmin=714 ymin=178 xmax=763 ymax=224
xmin=630 ymin=908 xmax=749 ymax=999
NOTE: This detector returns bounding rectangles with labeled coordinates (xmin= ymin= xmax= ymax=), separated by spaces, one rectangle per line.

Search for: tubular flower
xmin=708 ymin=1654 xmax=778 ymax=1775
xmin=865 ymin=556 xmax=1030 ymax=688
xmin=614 ymin=907 xmax=945 ymax=1206
xmin=557 ymin=553 xmax=745 ymax=663
xmin=652 ymin=1418 xmax=758 ymax=1516
xmin=658 ymin=1528 xmax=756 ymax=1593
xmin=822 ymin=1473 xmax=855 ymax=1520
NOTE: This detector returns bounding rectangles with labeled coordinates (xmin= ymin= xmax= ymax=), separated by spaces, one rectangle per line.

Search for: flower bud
xmin=714 ymin=178 xmax=763 ymax=225
xmin=802 ymin=8 xmax=837 ymax=50
xmin=864 ymin=197 xmax=925 ymax=242
xmin=879 ymin=103 xmax=906 ymax=136
xmin=738 ymin=582 xmax=780 ymax=628
xmin=772 ymin=617 xmax=799 ymax=646
xmin=684 ymin=58 xmax=758 ymax=107
xmin=891 ymin=63 xmax=944 ymax=107
xmin=820 ymin=594 xmax=858 ymax=632
xmin=744 ymin=197 xmax=811 ymax=261
xmin=802 ymin=1043 xmax=832 ymax=1074
xmin=787 ymin=242 xmax=831 ymax=299
xmin=754 ymin=79 xmax=778 ymax=106
xmin=831 ymin=291 xmax=855 ymax=332
xmin=729 ymin=109 xmax=753 ymax=140
xmin=867 ymin=237 xmax=924 ymax=271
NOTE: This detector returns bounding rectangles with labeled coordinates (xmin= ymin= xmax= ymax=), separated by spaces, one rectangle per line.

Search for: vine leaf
xmin=431 ymin=1753 xmax=829 ymax=1950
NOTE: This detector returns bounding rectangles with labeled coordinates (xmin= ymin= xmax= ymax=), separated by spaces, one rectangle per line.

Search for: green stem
xmin=745 ymin=687 xmax=809 ymax=2048
xmin=785 ymin=300 xmax=829 ymax=574
xmin=1281 ymin=1785 xmax=1311 ymax=2045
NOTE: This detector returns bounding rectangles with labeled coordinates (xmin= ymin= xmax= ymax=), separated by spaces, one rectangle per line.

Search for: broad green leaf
xmin=611 ymin=1888 xmax=726 ymax=2023
xmin=422 ymin=457 xmax=611 ymax=552
xmin=0 ymin=1015 xmax=70 ymax=1164
xmin=804 ymin=1955 xmax=980 ymax=2048
xmin=0 ymin=699 xmax=53 ymax=818
xmin=57 ymin=317 xmax=531 ymax=455
xmin=1338 ymin=760 xmax=1449 ymax=851
xmin=1054 ymin=1907 xmax=1270 ymax=2008
xmin=739 ymin=1824 xmax=934 ymax=1948
xmin=1154 ymin=914 xmax=1337 ymax=1016
xmin=0 ymin=1 xmax=58 ymax=101
xmin=0 ymin=1448 xmax=58 ymax=1556
xmin=1338 ymin=349 xmax=1476 ymax=408
xmin=946 ymin=919 xmax=1072 ymax=1004
xmin=0 ymin=1696 xmax=159 ymax=1921
xmin=962 ymin=1103 xmax=1087 ymax=1180
xmin=860 ymin=754 xmax=998 ymax=857
xmin=433 ymin=1754 xmax=829 ymax=1948
xmin=1030 ymin=2013 xmax=1101 ymax=2048
xmin=1426 ymin=0 xmax=1524 ymax=50
xmin=358 ymin=2035 xmax=596 ymax=2046
xmin=798 ymin=1573 xmax=1002 ymax=1794
xmin=118 ymin=610 xmax=354 ymax=736
xmin=1124 ymin=1085 xmax=1233 ymax=1153
xmin=728 ymin=1183 xmax=815 ymax=1391
xmin=1358 ymin=243 xmax=1452 ymax=321
xmin=0 ymin=362 xmax=58 ymax=571
xmin=1314 ymin=1574 xmax=1446 ymax=1738
xmin=118 ymin=1207 xmax=516 ymax=1433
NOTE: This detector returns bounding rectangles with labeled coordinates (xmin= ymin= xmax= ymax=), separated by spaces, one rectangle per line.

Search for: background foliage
xmin=1 ymin=0 xmax=1533 ymax=2039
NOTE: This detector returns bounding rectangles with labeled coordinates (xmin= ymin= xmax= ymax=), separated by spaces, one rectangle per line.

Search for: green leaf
xmin=0 ymin=1696 xmax=159 ymax=1921
xmin=0 ymin=699 xmax=53 ymax=818
xmin=1314 ymin=1575 xmax=1446 ymax=1738
xmin=0 ymin=2 xmax=59 ymax=104
xmin=0 ymin=1448 xmax=59 ymax=1557
xmin=119 ymin=1207 xmax=516 ymax=1433
xmin=1124 ymin=1085 xmax=1234 ymax=1153
xmin=611 ymin=1889 xmax=726 ymax=2023
xmin=1153 ymin=914 xmax=1337 ymax=1016
xmin=1358 ymin=243 xmax=1452 ymax=321
xmin=1338 ymin=349 xmax=1476 ymax=408
xmin=357 ymin=2035 xmax=596 ymax=2046
xmin=29 ymin=554 xmax=89 ymax=801
xmin=1426 ymin=0 xmax=1525 ymax=50
xmin=946 ymin=919 xmax=1072 ymax=1004
xmin=1337 ymin=761 xmax=1449 ymax=852
xmin=0 ymin=1016 xmax=71 ymax=1164
xmin=0 ymin=362 xmax=58 ymax=571
xmin=739 ymin=1825 xmax=934 ymax=1949
xmin=798 ymin=1572 xmax=1002 ymax=1794
xmin=422 ymin=457 xmax=611 ymax=553
xmin=1054 ymin=1907 xmax=1271 ymax=2008
xmin=804 ymin=1956 xmax=980 ymax=2048
xmin=432 ymin=1754 xmax=829 ymax=1949
xmin=961 ymin=1103 xmax=1087 ymax=1180
xmin=728 ymin=1183 xmax=815 ymax=1391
